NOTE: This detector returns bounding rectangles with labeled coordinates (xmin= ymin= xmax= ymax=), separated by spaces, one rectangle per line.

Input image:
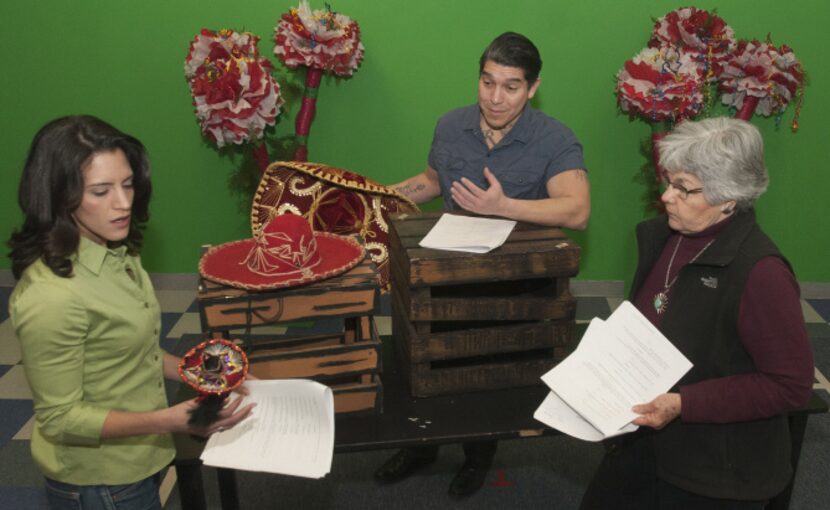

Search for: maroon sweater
xmin=632 ymin=216 xmax=814 ymax=422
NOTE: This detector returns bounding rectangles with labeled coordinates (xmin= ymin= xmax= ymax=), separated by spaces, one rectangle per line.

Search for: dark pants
xmin=409 ymin=440 xmax=497 ymax=465
xmin=580 ymin=433 xmax=767 ymax=510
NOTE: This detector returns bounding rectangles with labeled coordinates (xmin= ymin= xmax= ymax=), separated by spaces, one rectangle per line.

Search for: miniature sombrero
xmin=250 ymin=161 xmax=419 ymax=290
xmin=178 ymin=338 xmax=249 ymax=397
xmin=178 ymin=338 xmax=249 ymax=426
xmin=199 ymin=212 xmax=365 ymax=290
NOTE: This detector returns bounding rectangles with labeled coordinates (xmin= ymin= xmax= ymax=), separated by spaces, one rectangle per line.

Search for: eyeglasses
xmin=660 ymin=173 xmax=703 ymax=200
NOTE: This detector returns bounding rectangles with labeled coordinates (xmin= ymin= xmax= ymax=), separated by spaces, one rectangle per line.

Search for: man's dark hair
xmin=479 ymin=32 xmax=542 ymax=84
xmin=8 ymin=115 xmax=152 ymax=279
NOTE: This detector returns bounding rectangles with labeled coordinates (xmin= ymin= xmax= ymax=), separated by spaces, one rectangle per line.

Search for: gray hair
xmin=657 ymin=117 xmax=768 ymax=210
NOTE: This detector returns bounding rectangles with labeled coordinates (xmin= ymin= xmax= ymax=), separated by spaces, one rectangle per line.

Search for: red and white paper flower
xmin=616 ymin=46 xmax=706 ymax=123
xmin=185 ymin=29 xmax=283 ymax=147
xmin=274 ymin=1 xmax=364 ymax=76
xmin=649 ymin=7 xmax=736 ymax=81
xmin=719 ymin=39 xmax=804 ymax=118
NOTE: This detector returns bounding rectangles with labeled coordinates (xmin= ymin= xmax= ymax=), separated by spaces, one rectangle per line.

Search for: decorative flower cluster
xmin=720 ymin=39 xmax=805 ymax=122
xmin=648 ymin=7 xmax=736 ymax=82
xmin=617 ymin=46 xmax=706 ymax=123
xmin=184 ymin=29 xmax=284 ymax=147
xmin=274 ymin=0 xmax=365 ymax=76
xmin=616 ymin=7 xmax=804 ymax=127
xmin=617 ymin=7 xmax=735 ymax=123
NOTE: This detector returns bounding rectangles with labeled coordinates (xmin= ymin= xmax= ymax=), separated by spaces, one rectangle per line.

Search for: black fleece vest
xmin=630 ymin=209 xmax=793 ymax=500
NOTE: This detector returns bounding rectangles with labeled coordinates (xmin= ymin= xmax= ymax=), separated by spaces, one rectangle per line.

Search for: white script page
xmin=535 ymin=319 xmax=638 ymax=441
xmin=200 ymin=379 xmax=334 ymax=478
xmin=418 ymin=213 xmax=516 ymax=253
xmin=541 ymin=302 xmax=692 ymax=437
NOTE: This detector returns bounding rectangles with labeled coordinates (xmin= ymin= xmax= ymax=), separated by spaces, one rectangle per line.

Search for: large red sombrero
xmin=250 ymin=161 xmax=419 ymax=290
xmin=199 ymin=212 xmax=365 ymax=290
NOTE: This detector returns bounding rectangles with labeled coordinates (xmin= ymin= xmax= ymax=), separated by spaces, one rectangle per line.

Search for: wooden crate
xmin=389 ymin=212 xmax=580 ymax=397
xmin=199 ymin=258 xmax=380 ymax=332
xmin=198 ymin=257 xmax=383 ymax=415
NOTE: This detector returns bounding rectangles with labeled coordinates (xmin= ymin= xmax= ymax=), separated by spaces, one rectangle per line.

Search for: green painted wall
xmin=1 ymin=1 xmax=827 ymax=288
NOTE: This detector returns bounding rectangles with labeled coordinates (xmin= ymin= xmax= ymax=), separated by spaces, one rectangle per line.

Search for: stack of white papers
xmin=200 ymin=379 xmax=334 ymax=478
xmin=534 ymin=301 xmax=692 ymax=441
xmin=418 ymin=213 xmax=516 ymax=253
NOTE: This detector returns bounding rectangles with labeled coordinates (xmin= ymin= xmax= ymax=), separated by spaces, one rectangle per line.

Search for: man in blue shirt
xmin=379 ymin=32 xmax=591 ymax=497
xmin=392 ymin=32 xmax=589 ymax=229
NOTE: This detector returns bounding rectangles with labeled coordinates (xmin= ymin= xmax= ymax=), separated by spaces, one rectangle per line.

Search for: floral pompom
xmin=184 ymin=29 xmax=284 ymax=147
xmin=274 ymin=0 xmax=364 ymax=76
xmin=616 ymin=46 xmax=706 ymax=123
xmin=649 ymin=7 xmax=736 ymax=81
xmin=719 ymin=39 xmax=805 ymax=118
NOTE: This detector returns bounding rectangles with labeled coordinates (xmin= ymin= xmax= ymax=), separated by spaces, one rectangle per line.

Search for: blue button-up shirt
xmin=427 ymin=104 xmax=585 ymax=209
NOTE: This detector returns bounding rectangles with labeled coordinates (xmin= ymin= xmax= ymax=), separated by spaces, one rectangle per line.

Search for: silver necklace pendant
xmin=654 ymin=291 xmax=668 ymax=314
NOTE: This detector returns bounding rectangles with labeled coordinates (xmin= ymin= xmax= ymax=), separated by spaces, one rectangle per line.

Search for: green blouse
xmin=9 ymin=237 xmax=174 ymax=485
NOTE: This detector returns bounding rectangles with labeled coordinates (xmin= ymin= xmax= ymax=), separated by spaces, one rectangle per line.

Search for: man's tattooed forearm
xmin=395 ymin=183 xmax=426 ymax=197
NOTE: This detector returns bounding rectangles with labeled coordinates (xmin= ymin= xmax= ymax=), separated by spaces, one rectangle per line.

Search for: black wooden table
xmin=172 ymin=335 xmax=828 ymax=510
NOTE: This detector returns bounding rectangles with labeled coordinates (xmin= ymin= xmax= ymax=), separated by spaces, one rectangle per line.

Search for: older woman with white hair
xmin=580 ymin=117 xmax=814 ymax=509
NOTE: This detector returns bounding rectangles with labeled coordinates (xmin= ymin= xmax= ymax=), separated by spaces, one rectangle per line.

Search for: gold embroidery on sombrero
xmin=251 ymin=177 xmax=287 ymax=235
xmin=373 ymin=196 xmax=389 ymax=234
xmin=276 ymin=202 xmax=303 ymax=218
xmin=289 ymin=175 xmax=321 ymax=197
xmin=242 ymin=231 xmax=322 ymax=277
xmin=366 ymin=242 xmax=387 ymax=264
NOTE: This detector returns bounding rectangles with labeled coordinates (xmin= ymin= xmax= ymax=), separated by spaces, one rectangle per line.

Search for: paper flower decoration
xmin=719 ymin=39 xmax=805 ymax=123
xmin=616 ymin=46 xmax=706 ymax=123
xmin=185 ymin=29 xmax=284 ymax=148
xmin=649 ymin=7 xmax=736 ymax=81
xmin=274 ymin=0 xmax=365 ymax=76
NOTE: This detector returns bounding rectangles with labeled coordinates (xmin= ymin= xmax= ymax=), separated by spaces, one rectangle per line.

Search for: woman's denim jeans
xmin=44 ymin=471 xmax=162 ymax=510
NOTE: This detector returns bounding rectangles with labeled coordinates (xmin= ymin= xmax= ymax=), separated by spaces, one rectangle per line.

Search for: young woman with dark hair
xmin=8 ymin=115 xmax=255 ymax=509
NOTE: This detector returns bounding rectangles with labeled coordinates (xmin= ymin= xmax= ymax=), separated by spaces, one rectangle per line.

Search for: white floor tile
xmin=0 ymin=365 xmax=33 ymax=399
xmin=375 ymin=316 xmax=392 ymax=337
xmin=605 ymin=297 xmax=625 ymax=313
xmin=0 ymin=319 xmax=22 ymax=364
xmin=165 ymin=313 xmax=203 ymax=339
xmin=802 ymin=300 xmax=826 ymax=324
xmin=155 ymin=290 xmax=198 ymax=313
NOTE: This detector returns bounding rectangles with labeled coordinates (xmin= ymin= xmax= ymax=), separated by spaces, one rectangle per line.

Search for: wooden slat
xmin=200 ymin=287 xmax=379 ymax=330
xmin=248 ymin=341 xmax=380 ymax=379
xmin=388 ymin=217 xmax=412 ymax=288
xmin=333 ymin=374 xmax=383 ymax=415
xmin=408 ymin=321 xmax=572 ymax=362
xmin=392 ymin=285 xmax=572 ymax=361
xmin=246 ymin=332 xmax=345 ymax=354
xmin=388 ymin=247 xmax=413 ymax=317
xmin=410 ymin=293 xmax=576 ymax=322
xmin=406 ymin=357 xmax=556 ymax=397
xmin=407 ymin=246 xmax=579 ymax=286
